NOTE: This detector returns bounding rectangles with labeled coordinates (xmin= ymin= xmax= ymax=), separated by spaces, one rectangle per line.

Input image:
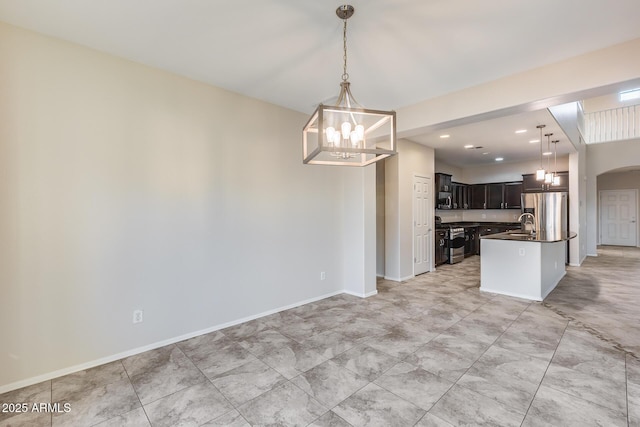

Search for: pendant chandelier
xmin=551 ymin=139 xmax=560 ymax=186
xmin=535 ymin=124 xmax=546 ymax=181
xmin=302 ymin=5 xmax=397 ymax=166
xmin=544 ymin=132 xmax=554 ymax=184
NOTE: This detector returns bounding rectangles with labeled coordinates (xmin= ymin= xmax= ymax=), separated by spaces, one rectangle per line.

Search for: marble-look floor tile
xmin=627 ymin=354 xmax=640 ymax=405
xmin=52 ymin=361 xmax=127 ymax=402
xmin=0 ymin=411 xmax=51 ymax=427
xmin=541 ymin=363 xmax=627 ymax=412
xmin=259 ymin=339 xmax=328 ymax=379
xmin=291 ymin=360 xmax=369 ymax=408
xmin=122 ymin=345 xmax=205 ymax=404
xmin=522 ymin=385 xmax=627 ymax=427
xmin=443 ymin=319 xmax=505 ymax=346
xmin=629 ymin=402 xmax=640 ymax=427
xmin=473 ymin=345 xmax=549 ymax=385
xmin=304 ymin=330 xmax=361 ymax=359
xmin=200 ymin=409 xmax=249 ymax=427
xmin=456 ymin=345 xmax=548 ymax=414
xmin=309 ymin=411 xmax=352 ymax=426
xmin=339 ymin=318 xmax=389 ymax=341
xmin=186 ymin=337 xmax=258 ymax=377
xmin=410 ymin=307 xmax=463 ymax=333
xmin=333 ymin=383 xmax=426 ymax=427
xmin=221 ymin=319 xmax=271 ymax=341
xmin=51 ymin=377 xmax=140 ymax=427
xmin=237 ymin=329 xmax=293 ymax=356
xmin=0 ymin=381 xmax=51 ymax=425
xmin=414 ymin=413 xmax=454 ymax=427
xmin=331 ymin=344 xmax=399 ymax=382
xmin=405 ymin=334 xmax=488 ymax=381
xmin=429 ymin=384 xmax=523 ymax=427
xmin=551 ymin=326 xmax=626 ymax=383
xmin=494 ymin=327 xmax=562 ymax=361
xmin=237 ymin=382 xmax=326 ymax=426
xmin=143 ymin=381 xmax=232 ymax=427
xmin=175 ymin=330 xmax=226 ymax=356
xmin=93 ymin=407 xmax=150 ymax=427
xmin=374 ymin=362 xmax=453 ymax=411
xmin=208 ymin=358 xmax=286 ymax=406
xmin=363 ymin=321 xmax=437 ymax=358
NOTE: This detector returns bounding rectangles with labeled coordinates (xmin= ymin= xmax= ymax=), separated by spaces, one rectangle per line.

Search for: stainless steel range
xmin=448 ymin=227 xmax=465 ymax=264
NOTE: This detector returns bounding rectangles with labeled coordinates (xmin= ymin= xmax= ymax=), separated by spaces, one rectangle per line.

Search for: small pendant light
xmin=535 ymin=125 xmax=546 ymax=181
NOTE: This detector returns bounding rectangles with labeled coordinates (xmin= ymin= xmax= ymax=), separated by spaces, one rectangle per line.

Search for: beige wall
xmin=385 ymin=139 xmax=435 ymax=281
xmin=587 ymin=138 xmax=640 ymax=253
xmin=0 ymin=22 xmax=364 ymax=390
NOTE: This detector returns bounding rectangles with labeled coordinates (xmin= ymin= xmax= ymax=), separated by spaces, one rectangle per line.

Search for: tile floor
xmin=1 ymin=246 xmax=638 ymax=426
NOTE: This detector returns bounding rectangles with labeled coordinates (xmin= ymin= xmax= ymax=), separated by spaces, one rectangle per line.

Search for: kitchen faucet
xmin=518 ymin=212 xmax=536 ymax=234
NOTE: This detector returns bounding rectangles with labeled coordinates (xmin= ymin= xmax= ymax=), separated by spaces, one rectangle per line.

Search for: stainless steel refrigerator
xmin=521 ymin=192 xmax=568 ymax=242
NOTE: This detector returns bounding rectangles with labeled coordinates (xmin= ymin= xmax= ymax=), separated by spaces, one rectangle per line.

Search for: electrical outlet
xmin=519 ymin=248 xmax=525 ymax=256
xmin=320 ymin=272 xmax=326 ymax=280
xmin=133 ymin=310 xmax=143 ymax=324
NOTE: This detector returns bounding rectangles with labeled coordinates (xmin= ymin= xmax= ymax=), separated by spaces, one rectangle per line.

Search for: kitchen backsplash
xmin=437 ymin=209 xmax=521 ymax=223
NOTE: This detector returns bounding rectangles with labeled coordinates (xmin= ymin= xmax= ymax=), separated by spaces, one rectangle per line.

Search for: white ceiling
xmin=2 ymin=0 xmax=640 ymax=167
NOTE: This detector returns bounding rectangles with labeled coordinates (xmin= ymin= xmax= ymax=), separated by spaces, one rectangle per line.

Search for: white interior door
xmin=600 ymin=189 xmax=638 ymax=246
xmin=414 ymin=175 xmax=432 ymax=275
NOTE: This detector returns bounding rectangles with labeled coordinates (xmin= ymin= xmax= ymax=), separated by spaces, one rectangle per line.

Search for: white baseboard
xmin=383 ymin=275 xmax=415 ymax=282
xmin=344 ymin=289 xmax=378 ymax=298
xmin=0 ymin=289 xmax=344 ymax=394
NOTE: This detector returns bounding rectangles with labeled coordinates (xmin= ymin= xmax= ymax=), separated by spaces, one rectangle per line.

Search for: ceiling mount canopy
xmin=302 ymin=4 xmax=397 ymax=167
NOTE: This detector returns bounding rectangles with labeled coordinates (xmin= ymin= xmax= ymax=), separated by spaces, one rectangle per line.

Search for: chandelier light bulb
xmin=333 ymin=131 xmax=342 ymax=146
xmin=355 ymin=124 xmax=364 ymax=140
xmin=552 ymin=175 xmax=560 ymax=186
xmin=350 ymin=131 xmax=359 ymax=146
xmin=536 ymin=169 xmax=545 ymax=180
xmin=341 ymin=122 xmax=352 ymax=139
xmin=326 ymin=127 xmax=335 ymax=143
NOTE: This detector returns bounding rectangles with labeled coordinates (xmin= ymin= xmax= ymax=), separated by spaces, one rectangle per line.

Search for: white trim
xmin=383 ymin=274 xmax=415 ymax=282
xmin=587 ymin=252 xmax=598 ymax=257
xmin=0 ymin=289 xmax=343 ymax=394
xmin=412 ymin=174 xmax=433 ymax=277
xmin=598 ymin=189 xmax=639 ymax=247
xmin=344 ymin=289 xmax=378 ymax=298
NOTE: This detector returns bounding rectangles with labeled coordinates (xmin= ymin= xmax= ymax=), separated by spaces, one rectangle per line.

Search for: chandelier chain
xmin=342 ymin=19 xmax=349 ymax=81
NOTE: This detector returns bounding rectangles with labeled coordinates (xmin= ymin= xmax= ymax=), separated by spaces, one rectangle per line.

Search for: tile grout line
xmin=118 ymin=359 xmax=152 ymax=427
xmin=518 ymin=317 xmax=570 ymax=426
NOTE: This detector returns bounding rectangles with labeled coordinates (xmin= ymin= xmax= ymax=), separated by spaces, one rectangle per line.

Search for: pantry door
xmin=600 ymin=190 xmax=637 ymax=246
xmin=414 ymin=175 xmax=432 ymax=275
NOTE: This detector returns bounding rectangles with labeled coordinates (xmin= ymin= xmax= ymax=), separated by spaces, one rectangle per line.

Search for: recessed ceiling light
xmin=542 ymin=151 xmax=552 ymax=156
xmin=464 ymin=144 xmax=474 ymax=149
xmin=529 ymin=139 xmax=540 ymax=144
xmin=495 ymin=157 xmax=504 ymax=161
xmin=482 ymin=152 xmax=490 ymax=155
xmin=515 ymin=129 xmax=527 ymax=134
xmin=440 ymin=134 xmax=450 ymax=139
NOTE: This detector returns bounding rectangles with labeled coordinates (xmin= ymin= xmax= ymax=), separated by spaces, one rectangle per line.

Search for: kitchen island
xmin=480 ymin=231 xmax=577 ymax=301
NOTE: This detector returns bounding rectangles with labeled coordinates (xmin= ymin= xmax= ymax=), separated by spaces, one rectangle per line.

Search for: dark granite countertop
xmin=481 ymin=231 xmax=577 ymax=243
